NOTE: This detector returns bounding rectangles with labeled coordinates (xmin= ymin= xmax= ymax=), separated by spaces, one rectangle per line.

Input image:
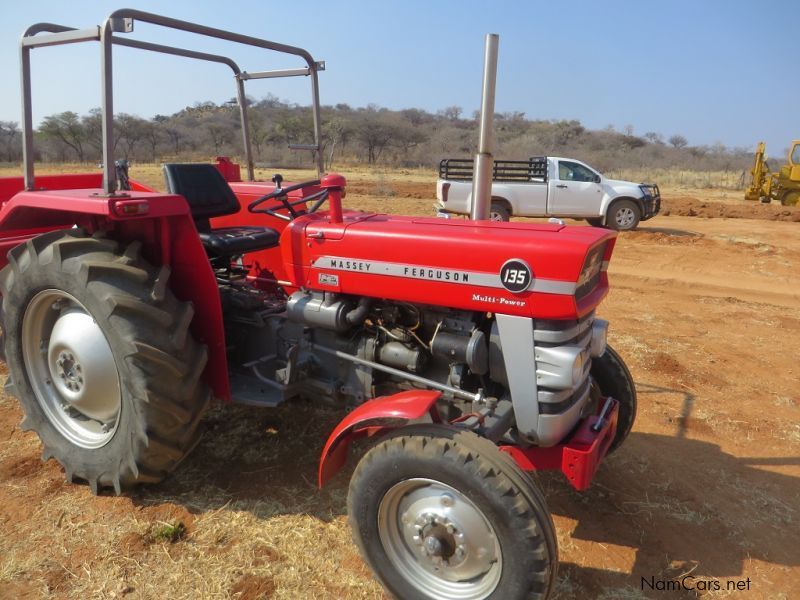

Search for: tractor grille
xmin=533 ymin=311 xmax=594 ymax=416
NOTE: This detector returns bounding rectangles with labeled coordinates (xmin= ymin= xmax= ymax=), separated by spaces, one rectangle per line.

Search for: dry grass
xmin=0 ymin=401 xmax=384 ymax=599
xmin=606 ymin=168 xmax=745 ymax=190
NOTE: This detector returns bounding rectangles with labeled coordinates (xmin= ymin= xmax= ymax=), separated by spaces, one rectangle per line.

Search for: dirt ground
xmin=0 ymin=168 xmax=798 ymax=599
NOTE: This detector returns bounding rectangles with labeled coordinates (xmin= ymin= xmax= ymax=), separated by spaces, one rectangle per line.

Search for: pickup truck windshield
xmin=558 ymin=161 xmax=597 ymax=182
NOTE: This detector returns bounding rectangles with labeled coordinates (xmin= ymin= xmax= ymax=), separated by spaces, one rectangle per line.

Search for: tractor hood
xmin=281 ymin=211 xmax=616 ymax=319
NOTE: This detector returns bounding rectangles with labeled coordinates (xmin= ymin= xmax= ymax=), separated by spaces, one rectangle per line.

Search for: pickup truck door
xmin=549 ymin=160 xmax=603 ymax=217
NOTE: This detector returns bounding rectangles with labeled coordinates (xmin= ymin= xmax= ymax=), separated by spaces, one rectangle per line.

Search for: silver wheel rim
xmin=377 ymin=478 xmax=502 ymax=600
xmin=21 ymin=289 xmax=121 ymax=449
xmin=615 ymin=206 xmax=635 ymax=228
xmin=489 ymin=211 xmax=505 ymax=222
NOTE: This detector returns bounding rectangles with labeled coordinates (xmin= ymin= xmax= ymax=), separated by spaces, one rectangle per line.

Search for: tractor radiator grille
xmin=534 ymin=311 xmax=594 ymax=416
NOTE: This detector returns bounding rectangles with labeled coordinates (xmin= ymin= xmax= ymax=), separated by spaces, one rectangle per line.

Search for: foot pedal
xmin=229 ymin=373 xmax=285 ymax=408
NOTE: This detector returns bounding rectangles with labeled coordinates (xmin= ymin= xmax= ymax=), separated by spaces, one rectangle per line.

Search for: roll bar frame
xmin=20 ymin=8 xmax=326 ymax=194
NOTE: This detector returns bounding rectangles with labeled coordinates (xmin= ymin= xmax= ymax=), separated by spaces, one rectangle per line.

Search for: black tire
xmin=348 ymin=424 xmax=557 ymax=600
xmin=606 ymin=199 xmax=640 ymax=231
xmin=781 ymin=191 xmax=800 ymax=207
xmin=490 ymin=201 xmax=511 ymax=222
xmin=0 ymin=229 xmax=211 ymax=494
xmin=585 ymin=217 xmax=604 ymax=227
xmin=590 ymin=344 xmax=637 ymax=453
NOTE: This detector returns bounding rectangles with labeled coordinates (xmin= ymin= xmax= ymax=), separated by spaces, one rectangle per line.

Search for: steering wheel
xmin=248 ymin=174 xmax=329 ymax=221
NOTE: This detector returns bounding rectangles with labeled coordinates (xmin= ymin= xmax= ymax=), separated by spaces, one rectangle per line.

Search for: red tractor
xmin=0 ymin=11 xmax=636 ymax=600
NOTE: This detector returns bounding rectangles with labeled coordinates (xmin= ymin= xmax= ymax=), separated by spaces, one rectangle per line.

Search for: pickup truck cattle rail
xmin=439 ymin=157 xmax=548 ymax=182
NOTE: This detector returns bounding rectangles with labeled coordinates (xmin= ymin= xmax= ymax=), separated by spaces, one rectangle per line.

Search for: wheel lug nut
xmin=446 ymin=525 xmax=455 ymax=534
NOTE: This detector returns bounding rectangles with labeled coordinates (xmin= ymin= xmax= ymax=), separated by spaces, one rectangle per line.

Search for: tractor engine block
xmin=223 ymin=288 xmax=605 ymax=447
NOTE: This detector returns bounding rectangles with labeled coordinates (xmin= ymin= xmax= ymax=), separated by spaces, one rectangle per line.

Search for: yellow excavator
xmin=745 ymin=140 xmax=800 ymax=206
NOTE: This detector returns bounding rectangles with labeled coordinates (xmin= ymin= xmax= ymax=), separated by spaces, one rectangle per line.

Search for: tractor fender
xmin=318 ymin=390 xmax=442 ymax=487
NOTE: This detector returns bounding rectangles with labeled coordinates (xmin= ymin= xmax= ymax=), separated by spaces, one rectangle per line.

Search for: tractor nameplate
xmin=312 ymin=256 xmax=575 ymax=296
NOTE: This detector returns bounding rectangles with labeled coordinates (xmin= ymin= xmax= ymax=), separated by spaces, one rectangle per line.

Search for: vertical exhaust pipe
xmin=470 ymin=33 xmax=499 ymax=221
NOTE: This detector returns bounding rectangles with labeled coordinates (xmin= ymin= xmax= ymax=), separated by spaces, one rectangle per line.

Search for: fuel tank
xmin=281 ymin=211 xmax=616 ymax=319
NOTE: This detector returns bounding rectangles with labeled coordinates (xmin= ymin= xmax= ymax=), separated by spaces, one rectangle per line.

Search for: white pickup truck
xmin=435 ymin=156 xmax=660 ymax=230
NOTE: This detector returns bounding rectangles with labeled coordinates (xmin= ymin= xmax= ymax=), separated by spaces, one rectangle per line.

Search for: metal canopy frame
xmin=20 ymin=8 xmax=326 ymax=194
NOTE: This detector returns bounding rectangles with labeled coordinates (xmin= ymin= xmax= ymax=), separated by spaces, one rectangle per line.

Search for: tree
xmin=39 ymin=111 xmax=88 ymax=161
xmin=644 ymin=131 xmax=663 ymax=144
xmin=275 ymin=114 xmax=313 ymax=144
xmin=206 ymin=123 xmax=232 ymax=155
xmin=356 ymin=113 xmax=401 ymax=164
xmin=552 ymin=119 xmax=585 ymax=146
xmin=141 ymin=121 xmax=162 ymax=162
xmin=116 ymin=113 xmax=146 ymax=159
xmin=322 ymin=117 xmax=353 ymax=169
xmin=248 ymin=112 xmax=269 ymax=159
xmin=400 ymin=108 xmax=431 ymax=127
xmin=0 ymin=121 xmax=21 ymax=162
xmin=82 ymin=109 xmax=104 ymax=158
xmin=668 ymin=134 xmax=688 ymax=149
xmin=439 ymin=106 xmax=463 ymax=121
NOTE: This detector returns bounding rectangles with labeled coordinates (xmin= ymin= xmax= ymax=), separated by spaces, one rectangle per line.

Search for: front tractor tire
xmin=348 ymin=424 xmax=557 ymax=600
xmin=0 ymin=229 xmax=211 ymax=494
xmin=590 ymin=344 xmax=637 ymax=453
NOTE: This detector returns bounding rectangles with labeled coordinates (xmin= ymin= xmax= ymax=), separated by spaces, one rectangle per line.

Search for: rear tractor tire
xmin=348 ymin=424 xmax=558 ymax=600
xmin=0 ymin=229 xmax=211 ymax=494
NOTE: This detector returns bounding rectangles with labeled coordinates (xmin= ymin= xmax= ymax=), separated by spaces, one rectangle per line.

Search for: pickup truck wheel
xmin=0 ymin=229 xmax=211 ymax=494
xmin=590 ymin=344 xmax=637 ymax=453
xmin=490 ymin=202 xmax=511 ymax=222
xmin=349 ymin=424 xmax=557 ymax=600
xmin=607 ymin=200 xmax=640 ymax=231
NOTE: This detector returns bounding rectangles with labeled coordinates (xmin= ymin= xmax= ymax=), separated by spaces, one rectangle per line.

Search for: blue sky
xmin=0 ymin=0 xmax=797 ymax=154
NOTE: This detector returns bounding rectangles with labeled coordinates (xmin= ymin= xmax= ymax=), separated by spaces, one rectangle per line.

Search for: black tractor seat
xmin=198 ymin=226 xmax=279 ymax=258
xmin=163 ymin=163 xmax=280 ymax=258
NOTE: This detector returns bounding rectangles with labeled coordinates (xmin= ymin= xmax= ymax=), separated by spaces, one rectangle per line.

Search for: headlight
xmin=535 ymin=345 xmax=585 ymax=390
xmin=571 ymin=352 xmax=585 ymax=385
xmin=590 ymin=319 xmax=608 ymax=357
